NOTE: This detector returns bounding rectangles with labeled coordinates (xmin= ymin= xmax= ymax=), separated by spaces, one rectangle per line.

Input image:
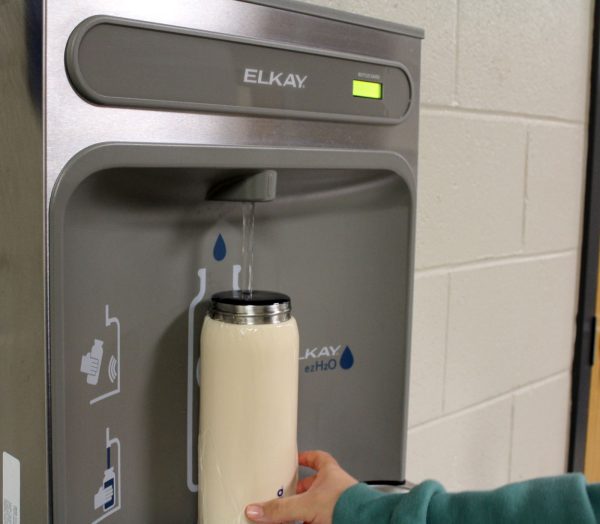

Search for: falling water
xmin=240 ymin=202 xmax=255 ymax=295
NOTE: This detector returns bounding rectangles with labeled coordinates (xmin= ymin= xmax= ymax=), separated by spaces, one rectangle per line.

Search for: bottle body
xmin=198 ymin=314 xmax=299 ymax=523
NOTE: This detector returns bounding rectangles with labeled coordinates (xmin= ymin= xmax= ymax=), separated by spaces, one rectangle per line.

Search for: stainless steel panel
xmin=243 ymin=0 xmax=424 ymax=39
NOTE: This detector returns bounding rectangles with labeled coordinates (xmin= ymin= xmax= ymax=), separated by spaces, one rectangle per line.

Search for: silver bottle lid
xmin=208 ymin=290 xmax=291 ymax=325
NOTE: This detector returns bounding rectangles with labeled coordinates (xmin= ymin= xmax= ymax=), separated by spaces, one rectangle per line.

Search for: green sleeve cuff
xmin=334 ymin=483 xmax=385 ymax=522
xmin=334 ymin=475 xmax=600 ymax=524
xmin=428 ymin=474 xmax=600 ymax=523
xmin=333 ymin=481 xmax=445 ymax=524
xmin=333 ymin=483 xmax=387 ymax=524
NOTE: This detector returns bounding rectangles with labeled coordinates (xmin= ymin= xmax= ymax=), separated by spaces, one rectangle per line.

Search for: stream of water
xmin=240 ymin=202 xmax=255 ymax=295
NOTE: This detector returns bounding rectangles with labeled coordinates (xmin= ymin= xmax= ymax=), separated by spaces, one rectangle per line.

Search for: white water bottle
xmin=198 ymin=290 xmax=299 ymax=523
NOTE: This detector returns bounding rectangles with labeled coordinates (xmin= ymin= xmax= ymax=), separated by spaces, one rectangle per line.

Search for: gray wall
xmin=0 ymin=0 xmax=48 ymax=521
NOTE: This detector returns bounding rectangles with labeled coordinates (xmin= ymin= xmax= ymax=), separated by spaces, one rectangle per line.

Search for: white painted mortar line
xmin=441 ymin=273 xmax=452 ymax=414
xmin=520 ymin=127 xmax=530 ymax=249
xmin=452 ymin=0 xmax=460 ymax=107
xmin=507 ymin=398 xmax=516 ymax=480
xmin=407 ymin=370 xmax=571 ymax=433
xmin=415 ymin=248 xmax=577 ymax=278
xmin=421 ymin=104 xmax=585 ymax=126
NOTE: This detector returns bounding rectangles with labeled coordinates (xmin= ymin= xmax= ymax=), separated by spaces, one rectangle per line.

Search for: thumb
xmin=245 ymin=493 xmax=314 ymax=523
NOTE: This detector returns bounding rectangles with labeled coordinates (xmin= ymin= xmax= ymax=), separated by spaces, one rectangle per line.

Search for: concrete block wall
xmin=305 ymin=0 xmax=593 ymax=489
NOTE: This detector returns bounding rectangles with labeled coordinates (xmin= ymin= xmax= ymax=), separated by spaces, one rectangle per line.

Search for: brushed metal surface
xmin=0 ymin=0 xmax=47 ymax=522
xmin=243 ymin=0 xmax=424 ymax=39
xmin=45 ymin=0 xmax=421 ymax=199
xmin=0 ymin=1 xmax=421 ymax=521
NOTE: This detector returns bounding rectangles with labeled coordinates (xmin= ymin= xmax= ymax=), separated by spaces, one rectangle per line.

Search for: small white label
xmin=3 ymin=452 xmax=20 ymax=524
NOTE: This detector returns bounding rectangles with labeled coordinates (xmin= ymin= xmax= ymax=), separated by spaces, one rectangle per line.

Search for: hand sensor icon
xmin=81 ymin=339 xmax=104 ymax=386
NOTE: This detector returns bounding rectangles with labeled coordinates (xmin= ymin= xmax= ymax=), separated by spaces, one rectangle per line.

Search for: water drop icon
xmin=213 ymin=234 xmax=227 ymax=261
xmin=340 ymin=346 xmax=354 ymax=370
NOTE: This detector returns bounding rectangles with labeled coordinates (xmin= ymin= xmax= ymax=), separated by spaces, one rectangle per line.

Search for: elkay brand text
xmin=243 ymin=68 xmax=308 ymax=89
xmin=299 ymin=345 xmax=342 ymax=360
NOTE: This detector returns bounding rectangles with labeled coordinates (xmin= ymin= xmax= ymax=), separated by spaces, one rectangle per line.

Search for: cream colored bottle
xmin=198 ymin=291 xmax=299 ymax=524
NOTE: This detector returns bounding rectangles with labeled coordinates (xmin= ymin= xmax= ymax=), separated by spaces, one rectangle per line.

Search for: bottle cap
xmin=209 ymin=290 xmax=291 ymax=325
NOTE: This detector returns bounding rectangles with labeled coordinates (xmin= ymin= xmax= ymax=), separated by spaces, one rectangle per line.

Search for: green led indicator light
xmin=353 ymin=80 xmax=383 ymax=99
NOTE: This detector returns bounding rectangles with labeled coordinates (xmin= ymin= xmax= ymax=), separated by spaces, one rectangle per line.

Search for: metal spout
xmin=207 ymin=170 xmax=277 ymax=202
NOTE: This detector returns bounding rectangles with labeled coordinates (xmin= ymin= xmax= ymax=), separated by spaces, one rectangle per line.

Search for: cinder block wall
xmin=306 ymin=0 xmax=594 ymax=489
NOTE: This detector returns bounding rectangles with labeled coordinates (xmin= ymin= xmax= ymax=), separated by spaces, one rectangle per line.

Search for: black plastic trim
xmin=568 ymin=0 xmax=600 ymax=474
xmin=365 ymin=480 xmax=405 ymax=486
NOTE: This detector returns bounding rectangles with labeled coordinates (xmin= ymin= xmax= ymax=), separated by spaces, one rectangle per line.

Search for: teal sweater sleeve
xmin=333 ymin=475 xmax=600 ymax=524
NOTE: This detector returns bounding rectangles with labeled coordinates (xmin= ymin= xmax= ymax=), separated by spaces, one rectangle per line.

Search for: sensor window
xmin=352 ymin=80 xmax=383 ymax=99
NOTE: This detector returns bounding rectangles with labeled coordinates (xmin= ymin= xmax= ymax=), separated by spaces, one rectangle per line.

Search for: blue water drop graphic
xmin=213 ymin=234 xmax=227 ymax=261
xmin=340 ymin=346 xmax=354 ymax=370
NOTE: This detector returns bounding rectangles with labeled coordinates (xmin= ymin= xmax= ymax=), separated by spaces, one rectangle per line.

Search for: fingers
xmin=296 ymin=475 xmax=316 ymax=494
xmin=299 ymin=450 xmax=337 ymax=471
xmin=246 ymin=493 xmax=314 ymax=523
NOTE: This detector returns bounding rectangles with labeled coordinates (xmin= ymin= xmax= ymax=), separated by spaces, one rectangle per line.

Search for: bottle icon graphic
xmin=102 ymin=466 xmax=115 ymax=511
xmin=92 ymin=428 xmax=121 ymax=522
xmin=81 ymin=339 xmax=104 ymax=386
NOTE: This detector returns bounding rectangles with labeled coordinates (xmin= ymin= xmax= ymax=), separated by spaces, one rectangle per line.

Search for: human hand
xmin=245 ymin=450 xmax=358 ymax=524
xmin=93 ymin=484 xmax=113 ymax=510
xmin=81 ymin=354 xmax=100 ymax=385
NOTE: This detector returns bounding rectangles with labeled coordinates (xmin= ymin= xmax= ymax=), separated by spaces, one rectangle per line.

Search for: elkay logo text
xmin=300 ymin=345 xmax=355 ymax=373
xmin=243 ymin=68 xmax=308 ymax=89
xmin=300 ymin=346 xmax=342 ymax=360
